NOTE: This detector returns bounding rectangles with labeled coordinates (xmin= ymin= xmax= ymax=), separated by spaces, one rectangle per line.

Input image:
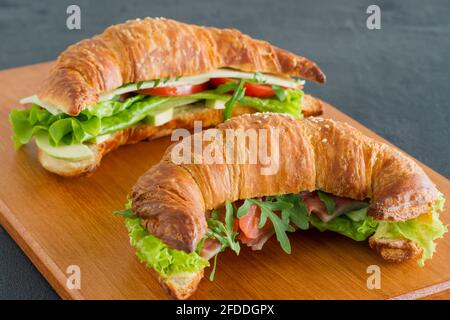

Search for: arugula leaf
xmin=153 ymin=79 xmax=161 ymax=88
xmin=206 ymin=201 xmax=240 ymax=255
xmin=195 ymin=237 xmax=206 ymax=255
xmin=247 ymin=198 xmax=294 ymax=254
xmin=209 ymin=254 xmax=219 ymax=281
xmin=224 ymin=79 xmax=246 ymax=120
xmin=112 ymin=208 xmax=135 ymax=217
xmin=225 ymin=201 xmax=236 ymax=236
xmin=238 ymin=194 xmax=313 ymax=253
xmin=136 ymin=81 xmax=145 ymax=90
xmin=271 ymin=85 xmax=287 ymax=102
xmin=215 ymin=81 xmax=238 ymax=94
xmin=276 ymin=194 xmax=309 ymax=230
xmin=318 ymin=191 xmax=336 ymax=214
xmin=205 ymin=201 xmax=240 ymax=280
xmin=236 ymin=199 xmax=252 ymax=218
xmin=112 ymin=196 xmax=135 ymax=217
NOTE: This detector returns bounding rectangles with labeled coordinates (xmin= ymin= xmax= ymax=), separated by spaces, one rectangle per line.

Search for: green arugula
xmin=236 ymin=194 xmax=311 ymax=253
xmin=276 ymin=194 xmax=309 ymax=230
xmin=223 ymin=79 xmax=246 ymax=120
xmin=152 ymin=79 xmax=161 ymax=88
xmin=205 ymin=200 xmax=240 ymax=280
xmin=215 ymin=81 xmax=238 ymax=94
xmin=195 ymin=237 xmax=206 ymax=255
xmin=136 ymin=81 xmax=145 ymax=90
xmin=112 ymin=197 xmax=134 ymax=217
xmin=206 ymin=201 xmax=240 ymax=255
xmin=249 ymin=198 xmax=294 ymax=254
xmin=209 ymin=254 xmax=219 ymax=281
xmin=318 ymin=191 xmax=336 ymax=214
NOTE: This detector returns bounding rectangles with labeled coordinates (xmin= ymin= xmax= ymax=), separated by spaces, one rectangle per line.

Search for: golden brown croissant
xmin=37 ymin=17 xmax=325 ymax=116
xmin=13 ymin=17 xmax=326 ymax=177
xmin=127 ymin=113 xmax=445 ymax=299
xmin=132 ymin=113 xmax=440 ymax=251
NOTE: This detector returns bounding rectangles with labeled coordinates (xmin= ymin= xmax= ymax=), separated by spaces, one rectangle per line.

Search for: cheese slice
xmin=99 ymin=69 xmax=303 ymax=101
xmin=19 ymin=95 xmax=62 ymax=115
xmin=20 ymin=69 xmax=304 ymax=114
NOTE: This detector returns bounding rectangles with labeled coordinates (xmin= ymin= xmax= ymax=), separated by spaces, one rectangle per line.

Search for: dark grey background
xmin=0 ymin=0 xmax=449 ymax=299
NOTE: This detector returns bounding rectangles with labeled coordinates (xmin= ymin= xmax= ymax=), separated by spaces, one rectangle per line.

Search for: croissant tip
xmin=313 ymin=67 xmax=327 ymax=84
xmin=319 ymin=73 xmax=327 ymax=84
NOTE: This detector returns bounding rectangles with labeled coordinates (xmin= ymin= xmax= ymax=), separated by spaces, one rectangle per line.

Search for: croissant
xmin=128 ymin=113 xmax=446 ymax=299
xmin=11 ymin=17 xmax=325 ymax=177
xmin=38 ymin=17 xmax=325 ymax=115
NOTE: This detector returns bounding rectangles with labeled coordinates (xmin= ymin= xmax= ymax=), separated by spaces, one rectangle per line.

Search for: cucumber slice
xmin=144 ymin=98 xmax=200 ymax=126
xmin=35 ymin=133 xmax=94 ymax=161
xmin=145 ymin=108 xmax=174 ymax=126
xmin=205 ymin=99 xmax=226 ymax=109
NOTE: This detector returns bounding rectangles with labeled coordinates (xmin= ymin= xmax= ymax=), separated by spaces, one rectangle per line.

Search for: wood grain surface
xmin=0 ymin=62 xmax=448 ymax=300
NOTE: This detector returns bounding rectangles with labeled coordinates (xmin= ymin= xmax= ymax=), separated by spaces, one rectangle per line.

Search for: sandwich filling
xmin=9 ymin=69 xmax=304 ymax=161
xmin=116 ymin=191 xmax=446 ymax=281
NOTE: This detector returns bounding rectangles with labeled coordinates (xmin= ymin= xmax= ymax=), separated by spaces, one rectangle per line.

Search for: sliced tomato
xmin=209 ymin=77 xmax=236 ymax=88
xmin=210 ymin=77 xmax=277 ymax=98
xmin=137 ymin=82 xmax=209 ymax=96
xmin=238 ymin=204 xmax=272 ymax=239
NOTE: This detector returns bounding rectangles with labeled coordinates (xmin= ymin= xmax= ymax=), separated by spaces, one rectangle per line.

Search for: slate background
xmin=0 ymin=0 xmax=449 ymax=299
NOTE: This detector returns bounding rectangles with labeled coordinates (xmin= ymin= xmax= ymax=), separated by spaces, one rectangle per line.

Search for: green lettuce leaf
xmin=310 ymin=207 xmax=378 ymax=241
xmin=372 ymin=195 xmax=447 ymax=266
xmin=10 ymin=88 xmax=304 ymax=148
xmin=125 ymin=217 xmax=209 ymax=277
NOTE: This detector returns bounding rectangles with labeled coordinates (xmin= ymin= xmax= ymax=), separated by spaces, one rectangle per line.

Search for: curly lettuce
xmin=372 ymin=195 xmax=447 ymax=266
xmin=310 ymin=194 xmax=447 ymax=266
xmin=10 ymin=88 xmax=304 ymax=149
xmin=310 ymin=207 xmax=379 ymax=241
xmin=125 ymin=217 xmax=209 ymax=277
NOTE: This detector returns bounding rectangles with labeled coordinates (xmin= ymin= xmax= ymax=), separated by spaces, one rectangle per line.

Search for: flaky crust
xmin=368 ymin=237 xmax=422 ymax=262
xmin=36 ymin=95 xmax=323 ymax=177
xmin=37 ymin=17 xmax=325 ymax=115
xmin=132 ymin=114 xmax=439 ymax=254
xmin=158 ymin=270 xmax=204 ymax=300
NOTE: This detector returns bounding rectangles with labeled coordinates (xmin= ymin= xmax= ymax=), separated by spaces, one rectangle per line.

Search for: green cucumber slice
xmin=35 ymin=133 xmax=94 ymax=161
xmin=205 ymin=99 xmax=226 ymax=109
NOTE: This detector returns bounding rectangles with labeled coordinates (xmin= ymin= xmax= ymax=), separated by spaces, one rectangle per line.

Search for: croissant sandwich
xmin=9 ymin=17 xmax=326 ymax=177
xmin=114 ymin=113 xmax=447 ymax=299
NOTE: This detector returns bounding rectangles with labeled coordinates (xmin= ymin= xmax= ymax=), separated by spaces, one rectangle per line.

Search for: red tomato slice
xmin=210 ymin=77 xmax=277 ymax=98
xmin=137 ymin=82 xmax=209 ymax=96
xmin=238 ymin=204 xmax=272 ymax=239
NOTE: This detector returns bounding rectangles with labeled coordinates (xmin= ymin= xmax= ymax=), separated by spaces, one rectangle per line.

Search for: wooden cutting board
xmin=0 ymin=62 xmax=449 ymax=300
